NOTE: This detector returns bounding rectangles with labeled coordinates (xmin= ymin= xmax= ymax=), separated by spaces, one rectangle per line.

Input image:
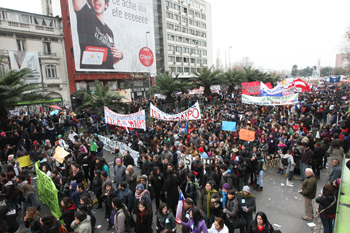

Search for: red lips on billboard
xmin=139 ymin=47 xmax=154 ymax=67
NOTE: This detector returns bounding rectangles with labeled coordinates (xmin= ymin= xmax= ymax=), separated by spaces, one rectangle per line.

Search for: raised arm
xmin=72 ymin=0 xmax=87 ymax=11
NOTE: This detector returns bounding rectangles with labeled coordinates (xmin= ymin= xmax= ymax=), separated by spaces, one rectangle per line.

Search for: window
xmin=184 ymin=67 xmax=190 ymax=73
xmin=177 ymin=67 xmax=183 ymax=73
xmin=197 ymin=41 xmax=202 ymax=46
xmin=190 ymin=58 xmax=196 ymax=63
xmin=202 ymin=23 xmax=206 ymax=29
xmin=166 ymin=12 xmax=173 ymax=19
xmin=176 ymin=57 xmax=182 ymax=62
xmin=195 ymin=12 xmax=201 ymax=18
xmin=175 ymin=14 xmax=181 ymax=21
xmin=176 ymin=46 xmax=182 ymax=52
xmin=168 ymin=45 xmax=174 ymax=51
xmin=203 ymin=59 xmax=207 ymax=64
xmin=184 ymin=38 xmax=189 ymax=43
xmin=43 ymin=42 xmax=51 ymax=55
xmin=191 ymin=68 xmax=197 ymax=73
xmin=189 ymin=10 xmax=194 ymax=15
xmin=203 ymin=50 xmax=207 ymax=55
xmin=167 ymin=23 xmax=174 ymax=30
xmin=182 ymin=17 xmax=188 ymax=24
xmin=202 ymin=41 xmax=207 ymax=47
xmin=201 ymin=14 xmax=206 ymax=20
xmin=195 ymin=21 xmax=200 ymax=27
xmin=166 ymin=1 xmax=174 ymax=8
xmin=189 ymin=19 xmax=194 ymax=25
xmin=184 ymin=47 xmax=189 ymax=53
xmin=182 ymin=7 xmax=187 ymax=13
xmin=190 ymin=49 xmax=196 ymax=54
xmin=170 ymin=67 xmax=176 ymax=72
xmin=183 ymin=57 xmax=190 ymax=63
xmin=167 ymin=34 xmax=175 ymax=41
xmin=202 ymin=32 xmax=206 ymax=38
xmin=45 ymin=65 xmax=58 ymax=79
xmin=21 ymin=15 xmax=29 ymax=24
xmin=195 ymin=30 xmax=200 ymax=36
xmin=16 ymin=39 xmax=26 ymax=51
xmin=182 ymin=27 xmax=188 ymax=33
xmin=197 ymin=49 xmax=201 ymax=55
xmin=175 ymin=36 xmax=182 ymax=42
xmin=168 ymin=56 xmax=175 ymax=62
xmin=197 ymin=59 xmax=202 ymax=64
xmin=189 ymin=29 xmax=195 ymax=35
xmin=175 ymin=25 xmax=181 ymax=31
xmin=174 ymin=4 xmax=180 ymax=10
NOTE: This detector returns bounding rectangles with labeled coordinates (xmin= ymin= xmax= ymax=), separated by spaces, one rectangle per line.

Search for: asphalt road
xmin=20 ymin=149 xmax=328 ymax=233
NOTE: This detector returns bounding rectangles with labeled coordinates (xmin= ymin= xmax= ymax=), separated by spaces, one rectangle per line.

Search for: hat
xmin=336 ymin=178 xmax=341 ymax=186
xmin=116 ymin=158 xmax=121 ymax=163
xmin=222 ymin=183 xmax=230 ymax=190
xmin=242 ymin=186 xmax=251 ymax=193
xmin=184 ymin=198 xmax=194 ymax=205
xmin=58 ymin=135 xmax=62 ymax=138
xmin=198 ymin=147 xmax=204 ymax=153
xmin=140 ymin=175 xmax=148 ymax=181
xmin=0 ymin=132 xmax=5 ymax=136
xmin=136 ymin=184 xmax=144 ymax=191
xmin=94 ymin=133 xmax=98 ymax=137
xmin=70 ymin=181 xmax=77 ymax=190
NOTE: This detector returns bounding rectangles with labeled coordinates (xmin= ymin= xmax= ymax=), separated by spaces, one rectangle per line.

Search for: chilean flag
xmin=288 ymin=78 xmax=312 ymax=92
xmin=176 ymin=189 xmax=185 ymax=220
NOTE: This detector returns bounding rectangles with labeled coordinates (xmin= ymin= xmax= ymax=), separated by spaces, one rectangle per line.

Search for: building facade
xmin=335 ymin=53 xmax=349 ymax=68
xmin=0 ymin=7 xmax=71 ymax=106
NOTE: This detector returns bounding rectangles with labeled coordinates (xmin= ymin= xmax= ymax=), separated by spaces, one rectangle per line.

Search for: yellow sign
xmin=53 ymin=146 xmax=70 ymax=163
xmin=17 ymin=155 xmax=33 ymax=168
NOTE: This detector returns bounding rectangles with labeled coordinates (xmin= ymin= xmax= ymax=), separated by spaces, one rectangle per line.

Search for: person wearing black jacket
xmin=100 ymin=182 xmax=118 ymax=227
xmin=246 ymin=212 xmax=274 ymax=233
xmin=123 ymin=150 xmax=134 ymax=167
xmin=71 ymin=163 xmax=84 ymax=184
xmin=315 ymin=184 xmax=337 ymax=233
xmin=59 ymin=197 xmax=76 ymax=232
xmin=141 ymin=155 xmax=152 ymax=176
xmin=202 ymin=165 xmax=220 ymax=190
xmin=24 ymin=207 xmax=41 ymax=233
xmin=150 ymin=166 xmax=164 ymax=211
xmin=0 ymin=206 xmax=19 ymax=233
xmin=185 ymin=172 xmax=197 ymax=206
xmin=311 ymin=142 xmax=324 ymax=179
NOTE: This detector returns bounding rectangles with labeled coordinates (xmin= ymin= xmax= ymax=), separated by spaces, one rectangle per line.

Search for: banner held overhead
xmin=104 ymin=106 xmax=146 ymax=131
xmin=150 ymin=102 xmax=201 ymax=121
xmin=242 ymin=94 xmax=299 ymax=105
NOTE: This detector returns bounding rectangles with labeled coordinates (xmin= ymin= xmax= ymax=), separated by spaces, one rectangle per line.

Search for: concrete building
xmin=335 ymin=53 xmax=349 ymax=68
xmin=0 ymin=6 xmax=71 ymax=106
xmin=154 ymin=0 xmax=213 ymax=78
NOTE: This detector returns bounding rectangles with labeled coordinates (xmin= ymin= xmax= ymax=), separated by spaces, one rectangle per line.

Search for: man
xmin=300 ymin=168 xmax=317 ymax=221
xmin=72 ymin=0 xmax=123 ymax=69
xmin=88 ymin=123 xmax=98 ymax=134
xmin=77 ymin=183 xmax=91 ymax=198
xmin=191 ymin=155 xmax=203 ymax=180
xmin=97 ymin=171 xmax=111 ymax=209
xmin=181 ymin=198 xmax=198 ymax=233
xmin=125 ymin=165 xmax=137 ymax=193
xmin=112 ymin=147 xmax=123 ymax=168
xmin=134 ymin=184 xmax=152 ymax=213
xmin=114 ymin=158 xmax=126 ymax=188
xmin=300 ymin=142 xmax=312 ymax=181
xmin=160 ymin=144 xmax=173 ymax=164
xmin=328 ymin=159 xmax=342 ymax=184
xmin=189 ymin=133 xmax=201 ymax=148
xmin=198 ymin=147 xmax=208 ymax=158
xmin=117 ymin=181 xmax=133 ymax=211
xmin=123 ymin=150 xmax=134 ymax=167
xmin=151 ymin=155 xmax=163 ymax=172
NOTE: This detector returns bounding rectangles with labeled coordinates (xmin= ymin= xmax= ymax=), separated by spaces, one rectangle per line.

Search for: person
xmin=175 ymin=207 xmax=208 ymax=233
xmin=40 ymin=214 xmax=64 ymax=233
xmin=223 ymin=190 xmax=241 ymax=233
xmin=135 ymin=200 xmax=153 ymax=233
xmin=77 ymin=183 xmax=91 ymax=199
xmin=100 ymin=182 xmax=117 ymax=229
xmin=208 ymin=217 xmax=228 ymax=233
xmin=96 ymin=158 xmax=110 ymax=177
xmin=70 ymin=210 xmax=91 ymax=233
xmin=59 ymin=197 xmax=76 ymax=232
xmin=283 ymin=150 xmax=295 ymax=187
xmin=161 ymin=145 xmax=174 ymax=164
xmin=191 ymin=155 xmax=203 ymax=180
xmin=328 ymin=159 xmax=342 ymax=184
xmin=0 ymin=178 xmax=16 ymax=210
xmin=200 ymin=182 xmax=220 ymax=227
xmin=299 ymin=142 xmax=312 ymax=181
xmin=69 ymin=181 xmax=80 ymax=209
xmin=300 ymin=168 xmax=317 ymax=221
xmin=112 ymin=197 xmax=131 ymax=233
xmin=237 ymin=186 xmax=256 ymax=231
xmin=156 ymin=202 xmax=176 ymax=233
xmin=71 ymin=163 xmax=84 ymax=184
xmin=135 ymin=183 xmax=153 ymax=213
xmin=114 ymin=158 xmax=126 ymax=188
xmin=97 ymin=171 xmax=111 ymax=209
xmin=20 ymin=183 xmax=39 ymax=213
xmin=151 ymin=166 xmax=165 ymax=211
xmin=311 ymin=142 xmax=324 ymax=179
xmin=72 ymin=0 xmax=123 ymax=70
xmin=181 ymin=198 xmax=198 ymax=233
xmin=117 ymin=181 xmax=134 ymax=211
xmin=246 ymin=212 xmax=274 ymax=233
xmin=327 ymin=140 xmax=344 ymax=168
xmin=79 ymin=197 xmax=96 ymax=233
xmin=123 ymin=150 xmax=135 ymax=167
xmin=163 ymin=169 xmax=179 ymax=215
xmin=0 ymin=206 xmax=19 ymax=233
xmin=185 ymin=172 xmax=198 ymax=206
xmin=316 ymin=184 xmax=337 ymax=233
xmin=24 ymin=206 xmax=41 ymax=233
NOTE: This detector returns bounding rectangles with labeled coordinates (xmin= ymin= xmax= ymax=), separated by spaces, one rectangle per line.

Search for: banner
xmin=241 ymin=81 xmax=260 ymax=95
xmin=242 ymin=94 xmax=299 ymax=106
xmin=53 ymin=146 xmax=70 ymax=163
xmin=98 ymin=135 xmax=139 ymax=166
xmin=104 ymin=106 xmax=146 ymax=131
xmin=282 ymin=87 xmax=295 ymax=96
xmin=177 ymin=152 xmax=214 ymax=169
xmin=189 ymin=86 xmax=204 ymax=95
xmin=150 ymin=102 xmax=201 ymax=121
xmin=222 ymin=121 xmax=236 ymax=131
xmin=239 ymin=129 xmax=256 ymax=142
xmin=17 ymin=155 xmax=32 ymax=168
xmin=35 ymin=161 xmax=61 ymax=219
xmin=9 ymin=51 xmax=42 ymax=84
xmin=68 ymin=0 xmax=156 ymax=74
xmin=260 ymin=82 xmax=282 ymax=97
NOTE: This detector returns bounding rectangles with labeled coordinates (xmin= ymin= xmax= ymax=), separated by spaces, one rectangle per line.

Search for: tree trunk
xmin=204 ymin=85 xmax=211 ymax=96
xmin=228 ymin=85 xmax=234 ymax=94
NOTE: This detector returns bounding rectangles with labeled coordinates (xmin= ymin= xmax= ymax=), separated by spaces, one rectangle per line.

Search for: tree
xmin=192 ymin=66 xmax=225 ymax=96
xmin=291 ymin=65 xmax=299 ymax=77
xmin=320 ymin=67 xmax=333 ymax=77
xmin=239 ymin=57 xmax=254 ymax=68
xmin=224 ymin=69 xmax=246 ymax=93
xmin=74 ymin=80 xmax=126 ymax=114
xmin=242 ymin=66 xmax=268 ymax=82
xmin=148 ymin=71 xmax=190 ymax=103
xmin=0 ymin=66 xmax=48 ymax=131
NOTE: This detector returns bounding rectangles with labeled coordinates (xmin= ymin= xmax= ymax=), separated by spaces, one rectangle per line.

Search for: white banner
xmin=150 ymin=102 xmax=201 ymax=121
xmin=242 ymin=94 xmax=299 ymax=105
xmin=282 ymin=87 xmax=295 ymax=96
xmin=9 ymin=51 xmax=42 ymax=84
xmin=260 ymin=82 xmax=282 ymax=97
xmin=98 ymin=135 xmax=139 ymax=167
xmin=177 ymin=152 xmax=214 ymax=169
xmin=68 ymin=0 xmax=156 ymax=74
xmin=104 ymin=106 xmax=146 ymax=130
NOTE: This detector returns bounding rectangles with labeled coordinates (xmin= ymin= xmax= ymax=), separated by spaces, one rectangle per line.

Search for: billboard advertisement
xmin=9 ymin=51 xmax=42 ymax=84
xmin=68 ymin=0 xmax=156 ymax=74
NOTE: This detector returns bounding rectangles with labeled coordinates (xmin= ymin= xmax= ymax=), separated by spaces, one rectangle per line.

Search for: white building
xmin=0 ymin=6 xmax=71 ymax=106
xmin=154 ymin=0 xmax=213 ymax=78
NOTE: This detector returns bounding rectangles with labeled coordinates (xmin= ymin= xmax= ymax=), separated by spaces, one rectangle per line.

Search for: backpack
xmin=281 ymin=157 xmax=289 ymax=166
xmin=115 ymin=208 xmax=135 ymax=232
xmin=58 ymin=224 xmax=68 ymax=233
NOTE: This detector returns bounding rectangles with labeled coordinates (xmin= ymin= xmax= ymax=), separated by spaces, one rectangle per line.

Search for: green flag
xmin=90 ymin=141 xmax=97 ymax=152
xmin=348 ymin=103 xmax=350 ymax=113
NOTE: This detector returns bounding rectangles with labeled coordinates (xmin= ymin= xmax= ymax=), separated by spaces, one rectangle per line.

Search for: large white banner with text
xmin=150 ymin=102 xmax=201 ymax=121
xmin=104 ymin=106 xmax=146 ymax=130
xmin=242 ymin=94 xmax=299 ymax=105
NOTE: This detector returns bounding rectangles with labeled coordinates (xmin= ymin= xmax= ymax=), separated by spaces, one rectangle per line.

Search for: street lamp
xmin=146 ymin=31 xmax=151 ymax=97
xmin=229 ymin=46 xmax=232 ymax=70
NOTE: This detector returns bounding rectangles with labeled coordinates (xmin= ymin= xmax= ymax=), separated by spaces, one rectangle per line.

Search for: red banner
xmin=241 ymin=81 xmax=260 ymax=95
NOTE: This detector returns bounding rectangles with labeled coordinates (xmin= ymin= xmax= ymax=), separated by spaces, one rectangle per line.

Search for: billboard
xmin=9 ymin=51 xmax=42 ymax=84
xmin=68 ymin=0 xmax=156 ymax=74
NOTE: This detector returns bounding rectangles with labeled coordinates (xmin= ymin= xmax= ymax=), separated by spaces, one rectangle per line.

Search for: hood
xmin=81 ymin=215 xmax=91 ymax=224
xmin=64 ymin=204 xmax=76 ymax=211
xmin=4 ymin=181 xmax=13 ymax=187
xmin=70 ymin=181 xmax=77 ymax=190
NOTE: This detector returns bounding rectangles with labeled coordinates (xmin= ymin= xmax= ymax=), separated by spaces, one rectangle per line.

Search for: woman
xmin=92 ymin=170 xmax=103 ymax=208
xmin=96 ymin=158 xmax=110 ymax=177
xmin=175 ymin=208 xmax=208 ymax=233
xmin=185 ymin=172 xmax=198 ymax=206
xmin=59 ymin=176 xmax=70 ymax=200
xmin=78 ymin=204 xmax=96 ymax=233
xmin=223 ymin=190 xmax=241 ymax=233
xmin=40 ymin=214 xmax=64 ymax=233
xmin=163 ymin=169 xmax=180 ymax=215
xmin=101 ymin=182 xmax=118 ymax=229
xmin=24 ymin=207 xmax=41 ymax=233
xmin=200 ymin=182 xmax=220 ymax=227
xmin=87 ymin=154 xmax=96 ymax=189
xmin=71 ymin=163 xmax=84 ymax=184
xmin=69 ymin=181 xmax=80 ymax=209
xmin=246 ymin=212 xmax=274 ymax=233
xmin=311 ymin=142 xmax=324 ymax=179
xmin=208 ymin=217 xmax=228 ymax=233
xmin=51 ymin=168 xmax=62 ymax=190
xmin=59 ymin=197 xmax=75 ymax=232
xmin=237 ymin=186 xmax=256 ymax=231
xmin=135 ymin=200 xmax=152 ymax=233
xmin=151 ymin=166 xmax=164 ymax=211
xmin=20 ymin=184 xmax=39 ymax=210
xmin=315 ymin=184 xmax=336 ymax=233
xmin=0 ymin=206 xmax=19 ymax=233
xmin=141 ymin=155 xmax=152 ymax=177
xmin=327 ymin=140 xmax=344 ymax=167
xmin=156 ymin=203 xmax=176 ymax=233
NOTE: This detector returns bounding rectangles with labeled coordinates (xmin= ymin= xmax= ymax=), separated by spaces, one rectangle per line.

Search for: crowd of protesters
xmin=0 ymin=81 xmax=349 ymax=233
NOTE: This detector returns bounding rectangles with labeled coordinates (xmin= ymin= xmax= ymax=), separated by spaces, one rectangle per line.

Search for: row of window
xmin=166 ymin=1 xmax=206 ymax=19
xmin=166 ymin=12 xmax=206 ymax=29
xmin=169 ymin=67 xmax=205 ymax=73
xmin=166 ymin=23 xmax=206 ymax=38
xmin=167 ymin=34 xmax=207 ymax=47
xmin=167 ymin=44 xmax=207 ymax=53
xmin=168 ymin=56 xmax=208 ymax=64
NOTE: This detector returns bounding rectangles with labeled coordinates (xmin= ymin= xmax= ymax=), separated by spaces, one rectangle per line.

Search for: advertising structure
xmin=242 ymin=94 xmax=299 ymax=105
xmin=104 ymin=106 xmax=146 ymax=130
xmin=150 ymin=102 xmax=201 ymax=121
xmin=68 ymin=0 xmax=156 ymax=74
xmin=9 ymin=51 xmax=42 ymax=84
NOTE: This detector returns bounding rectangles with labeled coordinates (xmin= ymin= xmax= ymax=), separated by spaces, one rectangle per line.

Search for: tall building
xmin=155 ymin=0 xmax=213 ymax=78
xmin=335 ymin=53 xmax=349 ymax=68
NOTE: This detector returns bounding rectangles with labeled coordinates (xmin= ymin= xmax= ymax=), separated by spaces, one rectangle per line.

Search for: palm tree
xmin=242 ymin=66 xmax=268 ymax=82
xmin=148 ymin=71 xmax=190 ymax=103
xmin=192 ymin=66 xmax=225 ymax=96
xmin=224 ymin=69 xmax=246 ymax=93
xmin=74 ymin=80 xmax=126 ymax=114
xmin=0 ymin=66 xmax=48 ymax=130
xmin=265 ymin=72 xmax=281 ymax=85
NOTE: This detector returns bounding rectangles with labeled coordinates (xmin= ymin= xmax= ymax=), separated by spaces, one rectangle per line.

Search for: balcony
xmin=39 ymin=52 xmax=57 ymax=56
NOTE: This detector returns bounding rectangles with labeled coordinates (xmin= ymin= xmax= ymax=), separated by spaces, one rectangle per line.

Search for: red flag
xmin=288 ymin=78 xmax=311 ymax=92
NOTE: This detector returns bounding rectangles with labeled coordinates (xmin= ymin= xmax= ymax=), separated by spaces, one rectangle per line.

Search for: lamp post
xmin=229 ymin=46 xmax=232 ymax=70
xmin=146 ymin=31 xmax=151 ymax=97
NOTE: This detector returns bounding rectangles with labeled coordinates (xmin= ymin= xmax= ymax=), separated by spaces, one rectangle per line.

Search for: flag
xmin=260 ymin=82 xmax=283 ymax=97
xmin=176 ymin=189 xmax=185 ymax=220
xmin=289 ymin=78 xmax=312 ymax=92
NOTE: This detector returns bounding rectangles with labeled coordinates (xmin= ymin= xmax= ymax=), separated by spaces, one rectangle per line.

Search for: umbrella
xmin=49 ymin=105 xmax=62 ymax=110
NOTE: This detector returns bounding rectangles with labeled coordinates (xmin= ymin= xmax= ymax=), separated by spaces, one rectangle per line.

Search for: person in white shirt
xmin=58 ymin=135 xmax=66 ymax=148
xmin=68 ymin=131 xmax=78 ymax=143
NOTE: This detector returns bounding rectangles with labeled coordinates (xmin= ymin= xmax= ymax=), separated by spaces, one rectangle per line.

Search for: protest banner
xmin=282 ymin=87 xmax=295 ymax=96
xmin=17 ymin=155 xmax=32 ymax=168
xmin=35 ymin=161 xmax=61 ymax=219
xmin=222 ymin=121 xmax=236 ymax=132
xmin=53 ymin=146 xmax=70 ymax=163
xmin=150 ymin=102 xmax=201 ymax=121
xmin=241 ymin=81 xmax=260 ymax=95
xmin=239 ymin=129 xmax=256 ymax=142
xmin=242 ymin=94 xmax=299 ymax=106
xmin=177 ymin=152 xmax=214 ymax=169
xmin=260 ymin=82 xmax=282 ymax=97
xmin=9 ymin=110 xmax=20 ymax=116
xmin=104 ymin=106 xmax=146 ymax=131
xmin=98 ymin=135 xmax=139 ymax=166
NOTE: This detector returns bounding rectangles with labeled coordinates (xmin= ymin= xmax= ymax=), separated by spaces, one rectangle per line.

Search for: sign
xmin=9 ymin=51 xmax=42 ymax=84
xmin=260 ymin=82 xmax=282 ymax=97
xmin=68 ymin=0 xmax=156 ymax=75
xmin=239 ymin=129 xmax=256 ymax=142
xmin=189 ymin=86 xmax=204 ymax=95
xmin=241 ymin=81 xmax=260 ymax=95
xmin=9 ymin=110 xmax=20 ymax=116
xmin=210 ymin=85 xmax=221 ymax=94
xmin=116 ymin=89 xmax=132 ymax=103
xmin=17 ymin=155 xmax=32 ymax=168
xmin=150 ymin=102 xmax=201 ymax=121
xmin=282 ymin=87 xmax=295 ymax=96
xmin=53 ymin=146 xmax=70 ymax=163
xmin=104 ymin=106 xmax=146 ymax=130
xmin=242 ymin=94 xmax=299 ymax=105
xmin=177 ymin=152 xmax=214 ymax=169
xmin=35 ymin=161 xmax=61 ymax=219
xmin=98 ymin=135 xmax=139 ymax=166
xmin=222 ymin=121 xmax=236 ymax=131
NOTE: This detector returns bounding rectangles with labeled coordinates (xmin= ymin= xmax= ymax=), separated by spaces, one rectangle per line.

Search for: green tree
xmin=74 ymin=80 xmax=126 ymax=114
xmin=291 ymin=65 xmax=299 ymax=77
xmin=224 ymin=69 xmax=246 ymax=93
xmin=242 ymin=66 xmax=268 ymax=82
xmin=298 ymin=66 xmax=313 ymax=77
xmin=320 ymin=67 xmax=333 ymax=77
xmin=148 ymin=71 xmax=190 ymax=103
xmin=192 ymin=66 xmax=225 ymax=96
xmin=265 ymin=72 xmax=281 ymax=85
xmin=0 ymin=66 xmax=48 ymax=130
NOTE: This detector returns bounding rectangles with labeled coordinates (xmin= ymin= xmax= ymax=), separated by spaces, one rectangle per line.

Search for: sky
xmin=2 ymin=0 xmax=350 ymax=71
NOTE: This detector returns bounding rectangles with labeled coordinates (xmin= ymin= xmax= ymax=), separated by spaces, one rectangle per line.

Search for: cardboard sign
xmin=53 ymin=146 xmax=70 ymax=163
xmin=239 ymin=129 xmax=256 ymax=142
xmin=222 ymin=121 xmax=236 ymax=132
xmin=17 ymin=155 xmax=32 ymax=168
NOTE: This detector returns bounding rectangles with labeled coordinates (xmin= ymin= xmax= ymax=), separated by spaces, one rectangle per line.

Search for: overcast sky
xmin=2 ymin=0 xmax=350 ymax=71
